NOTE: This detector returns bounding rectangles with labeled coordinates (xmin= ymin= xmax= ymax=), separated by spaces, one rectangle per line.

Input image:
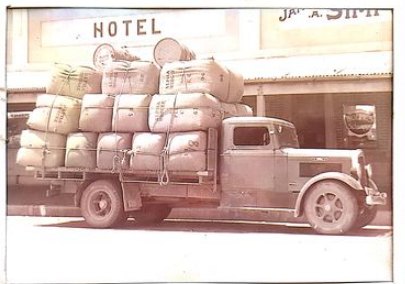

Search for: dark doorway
xmin=264 ymin=94 xmax=326 ymax=149
xmin=291 ymin=95 xmax=325 ymax=148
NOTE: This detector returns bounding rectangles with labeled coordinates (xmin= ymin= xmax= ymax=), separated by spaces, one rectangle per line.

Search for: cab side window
xmin=233 ymin=127 xmax=270 ymax=146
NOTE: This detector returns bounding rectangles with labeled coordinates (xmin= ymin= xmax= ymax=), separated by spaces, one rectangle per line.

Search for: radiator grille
xmin=299 ymin=162 xmax=342 ymax=177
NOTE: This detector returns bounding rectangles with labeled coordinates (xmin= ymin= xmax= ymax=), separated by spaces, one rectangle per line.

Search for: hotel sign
xmin=93 ymin=18 xmax=161 ymax=38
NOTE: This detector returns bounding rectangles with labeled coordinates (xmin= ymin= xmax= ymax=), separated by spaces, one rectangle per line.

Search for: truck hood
xmin=281 ymin=148 xmax=363 ymax=160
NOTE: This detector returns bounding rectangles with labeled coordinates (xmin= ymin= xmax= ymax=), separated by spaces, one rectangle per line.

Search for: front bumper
xmin=365 ymin=179 xmax=387 ymax=206
xmin=366 ymin=192 xmax=387 ymax=205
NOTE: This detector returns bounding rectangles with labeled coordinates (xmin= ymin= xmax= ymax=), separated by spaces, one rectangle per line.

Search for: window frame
xmin=232 ymin=125 xmax=273 ymax=149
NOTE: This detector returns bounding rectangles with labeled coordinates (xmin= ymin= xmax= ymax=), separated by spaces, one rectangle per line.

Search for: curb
xmin=7 ymin=204 xmax=392 ymax=227
xmin=7 ymin=205 xmax=81 ymax=217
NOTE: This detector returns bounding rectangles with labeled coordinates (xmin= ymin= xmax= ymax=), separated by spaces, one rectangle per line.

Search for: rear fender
xmin=294 ymin=172 xmax=363 ymax=217
xmin=74 ymin=180 xmax=94 ymax=207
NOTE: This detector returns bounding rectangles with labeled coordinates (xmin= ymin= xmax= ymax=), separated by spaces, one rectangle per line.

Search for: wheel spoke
xmin=332 ymin=207 xmax=344 ymax=222
xmin=314 ymin=206 xmax=325 ymax=219
xmin=334 ymin=198 xmax=343 ymax=209
xmin=318 ymin=194 xmax=326 ymax=205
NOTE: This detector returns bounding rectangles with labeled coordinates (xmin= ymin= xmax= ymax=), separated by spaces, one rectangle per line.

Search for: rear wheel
xmin=130 ymin=204 xmax=171 ymax=225
xmin=80 ymin=179 xmax=126 ymax=228
xmin=304 ymin=181 xmax=359 ymax=234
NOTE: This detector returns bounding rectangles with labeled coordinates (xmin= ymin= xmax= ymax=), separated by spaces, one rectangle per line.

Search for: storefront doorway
xmin=264 ymin=94 xmax=326 ymax=149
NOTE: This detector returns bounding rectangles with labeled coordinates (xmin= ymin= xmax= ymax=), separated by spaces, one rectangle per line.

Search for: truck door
xmin=220 ymin=125 xmax=276 ymax=207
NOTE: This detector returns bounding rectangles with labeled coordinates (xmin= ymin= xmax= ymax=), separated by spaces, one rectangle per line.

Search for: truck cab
xmin=219 ymin=117 xmax=386 ymax=234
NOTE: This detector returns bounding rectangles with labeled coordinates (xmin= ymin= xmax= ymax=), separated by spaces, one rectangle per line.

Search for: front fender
xmin=294 ymin=172 xmax=363 ymax=217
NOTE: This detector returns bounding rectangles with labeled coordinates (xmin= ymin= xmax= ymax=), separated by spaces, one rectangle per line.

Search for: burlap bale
xmin=65 ymin=132 xmax=98 ymax=168
xmin=27 ymin=94 xmax=81 ymax=135
xmin=102 ymin=60 xmax=160 ymax=95
xmin=221 ymin=102 xmax=253 ymax=118
xmin=97 ymin=132 xmax=132 ymax=170
xmin=46 ymin=63 xmax=102 ymax=99
xmin=131 ymin=132 xmax=166 ymax=171
xmin=16 ymin=129 xmax=66 ymax=168
xmin=148 ymin=93 xmax=222 ymax=132
xmin=235 ymin=103 xmax=253 ymax=116
xmin=159 ymin=59 xmax=244 ymax=103
xmin=79 ymin=94 xmax=115 ymax=132
xmin=112 ymin=94 xmax=152 ymax=132
xmin=166 ymin=131 xmax=207 ymax=172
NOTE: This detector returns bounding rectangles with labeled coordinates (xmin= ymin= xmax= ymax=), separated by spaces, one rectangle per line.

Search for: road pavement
xmin=4 ymin=216 xmax=392 ymax=283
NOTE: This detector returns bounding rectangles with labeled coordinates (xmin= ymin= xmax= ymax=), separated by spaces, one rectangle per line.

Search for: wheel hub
xmin=99 ymin=199 xmax=108 ymax=210
xmin=324 ymin=204 xmax=332 ymax=212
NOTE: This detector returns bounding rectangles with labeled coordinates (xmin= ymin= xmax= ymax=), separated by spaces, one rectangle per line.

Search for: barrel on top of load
xmin=93 ymin=43 xmax=141 ymax=71
xmin=153 ymin=37 xmax=196 ymax=67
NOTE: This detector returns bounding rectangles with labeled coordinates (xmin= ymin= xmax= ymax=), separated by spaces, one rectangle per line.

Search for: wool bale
xmin=148 ymin=93 xmax=222 ymax=132
xmin=112 ymin=94 xmax=152 ymax=132
xmin=166 ymin=131 xmax=207 ymax=172
xmin=102 ymin=60 xmax=160 ymax=95
xmin=65 ymin=132 xmax=98 ymax=168
xmin=46 ymin=63 xmax=102 ymax=99
xmin=235 ymin=103 xmax=253 ymax=116
xmin=221 ymin=102 xmax=253 ymax=118
xmin=131 ymin=132 xmax=166 ymax=171
xmin=27 ymin=94 xmax=81 ymax=135
xmin=16 ymin=129 xmax=66 ymax=168
xmin=97 ymin=132 xmax=132 ymax=170
xmin=159 ymin=59 xmax=244 ymax=103
xmin=79 ymin=94 xmax=115 ymax=132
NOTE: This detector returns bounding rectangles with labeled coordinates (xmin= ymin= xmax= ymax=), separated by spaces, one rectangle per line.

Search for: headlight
xmin=365 ymin=164 xmax=373 ymax=179
xmin=357 ymin=155 xmax=367 ymax=186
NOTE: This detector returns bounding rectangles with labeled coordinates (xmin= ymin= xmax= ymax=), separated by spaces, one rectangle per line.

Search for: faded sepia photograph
xmin=2 ymin=4 xmax=400 ymax=283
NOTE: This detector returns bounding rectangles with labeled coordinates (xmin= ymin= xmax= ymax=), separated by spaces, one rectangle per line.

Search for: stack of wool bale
xmin=16 ymin=64 xmax=102 ymax=168
xmin=148 ymin=57 xmax=251 ymax=175
xmin=17 ymin=39 xmax=253 ymax=180
xmin=77 ymin=59 xmax=160 ymax=171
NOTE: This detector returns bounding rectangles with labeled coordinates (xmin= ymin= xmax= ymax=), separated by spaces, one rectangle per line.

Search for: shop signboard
xmin=343 ymin=105 xmax=378 ymax=147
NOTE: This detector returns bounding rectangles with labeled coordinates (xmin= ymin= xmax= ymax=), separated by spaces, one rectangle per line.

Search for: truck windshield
xmin=275 ymin=124 xmax=299 ymax=148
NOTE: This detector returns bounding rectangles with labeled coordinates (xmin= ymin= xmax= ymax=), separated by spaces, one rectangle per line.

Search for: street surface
xmin=5 ymin=216 xmax=392 ymax=283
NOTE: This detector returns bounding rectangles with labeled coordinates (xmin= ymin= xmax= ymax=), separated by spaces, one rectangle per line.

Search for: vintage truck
xmin=26 ymin=116 xmax=386 ymax=235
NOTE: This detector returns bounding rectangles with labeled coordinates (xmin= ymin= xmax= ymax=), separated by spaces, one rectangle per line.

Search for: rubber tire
xmin=304 ymin=181 xmax=359 ymax=235
xmin=80 ymin=179 xmax=126 ymax=228
xmin=131 ymin=204 xmax=171 ymax=225
xmin=355 ymin=205 xmax=377 ymax=229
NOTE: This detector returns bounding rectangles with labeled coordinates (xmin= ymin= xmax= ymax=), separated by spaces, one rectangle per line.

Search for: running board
xmin=219 ymin=206 xmax=295 ymax=213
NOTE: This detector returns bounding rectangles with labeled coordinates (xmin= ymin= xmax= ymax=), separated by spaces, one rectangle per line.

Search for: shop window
xmin=343 ymin=105 xmax=377 ymax=148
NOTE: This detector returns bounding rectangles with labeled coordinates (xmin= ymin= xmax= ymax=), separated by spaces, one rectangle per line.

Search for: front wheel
xmin=130 ymin=204 xmax=171 ymax=225
xmin=304 ymin=181 xmax=359 ymax=235
xmin=355 ymin=205 xmax=377 ymax=229
xmin=80 ymin=179 xmax=126 ymax=228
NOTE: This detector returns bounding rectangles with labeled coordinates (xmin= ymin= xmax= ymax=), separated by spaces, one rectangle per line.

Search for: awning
xmin=223 ymin=51 xmax=392 ymax=82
